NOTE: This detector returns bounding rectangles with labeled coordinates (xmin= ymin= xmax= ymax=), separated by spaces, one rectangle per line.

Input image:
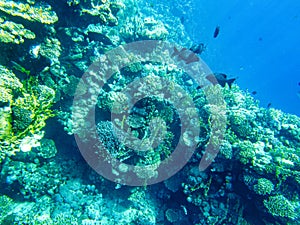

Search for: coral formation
xmin=0 ymin=66 xmax=55 ymax=162
xmin=0 ymin=0 xmax=299 ymax=224
xmin=264 ymin=195 xmax=296 ymax=219
xmin=0 ymin=18 xmax=35 ymax=44
xmin=79 ymin=0 xmax=125 ymax=26
xmin=253 ymin=178 xmax=274 ymax=195
xmin=0 ymin=0 xmax=58 ymax=24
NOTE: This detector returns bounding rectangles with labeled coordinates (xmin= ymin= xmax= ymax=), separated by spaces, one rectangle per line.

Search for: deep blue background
xmin=168 ymin=0 xmax=300 ymax=116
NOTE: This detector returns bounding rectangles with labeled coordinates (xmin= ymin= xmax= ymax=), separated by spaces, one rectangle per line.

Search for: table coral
xmin=0 ymin=0 xmax=58 ymax=24
xmin=0 ymin=17 xmax=35 ymax=44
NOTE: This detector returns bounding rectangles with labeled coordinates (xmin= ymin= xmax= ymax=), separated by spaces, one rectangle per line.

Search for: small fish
xmin=189 ymin=43 xmax=206 ymax=55
xmin=213 ymin=26 xmax=220 ymax=38
xmin=298 ymin=82 xmax=300 ymax=86
xmin=206 ymin=73 xmax=236 ymax=88
xmin=267 ymin=103 xmax=272 ymax=108
xmin=251 ymin=91 xmax=257 ymax=95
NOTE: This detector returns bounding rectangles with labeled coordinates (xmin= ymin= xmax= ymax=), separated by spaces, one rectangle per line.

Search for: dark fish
xmin=251 ymin=91 xmax=257 ymax=95
xmin=180 ymin=16 xmax=185 ymax=24
xmin=267 ymin=103 xmax=272 ymax=108
xmin=189 ymin=43 xmax=206 ymax=55
xmin=206 ymin=73 xmax=236 ymax=88
xmin=213 ymin=26 xmax=220 ymax=38
xmin=86 ymin=32 xmax=113 ymax=45
xmin=196 ymin=85 xmax=205 ymax=90
xmin=298 ymin=82 xmax=300 ymax=86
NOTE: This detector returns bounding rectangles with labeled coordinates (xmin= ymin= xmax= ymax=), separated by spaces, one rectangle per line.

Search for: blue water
xmin=172 ymin=0 xmax=300 ymax=116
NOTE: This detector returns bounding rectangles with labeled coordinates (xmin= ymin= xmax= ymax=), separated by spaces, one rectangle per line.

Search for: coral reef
xmin=120 ymin=15 xmax=169 ymax=41
xmin=0 ymin=66 xmax=55 ymax=162
xmin=0 ymin=0 xmax=58 ymax=47
xmin=264 ymin=195 xmax=296 ymax=219
xmin=0 ymin=0 xmax=299 ymax=224
xmin=79 ymin=0 xmax=125 ymax=26
xmin=0 ymin=18 xmax=35 ymax=44
xmin=0 ymin=0 xmax=58 ymax=24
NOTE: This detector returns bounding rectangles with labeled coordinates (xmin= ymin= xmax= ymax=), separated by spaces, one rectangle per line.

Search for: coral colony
xmin=0 ymin=0 xmax=299 ymax=224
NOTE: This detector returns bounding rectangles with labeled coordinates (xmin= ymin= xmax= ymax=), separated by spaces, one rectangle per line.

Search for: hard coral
xmin=0 ymin=0 xmax=58 ymax=24
xmin=264 ymin=195 xmax=296 ymax=219
xmin=0 ymin=17 xmax=35 ymax=44
xmin=0 ymin=67 xmax=55 ymax=162
xmin=79 ymin=0 xmax=124 ymax=26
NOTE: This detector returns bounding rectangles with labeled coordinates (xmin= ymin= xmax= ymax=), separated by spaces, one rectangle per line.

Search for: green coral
xmin=0 ymin=17 xmax=35 ymax=44
xmin=235 ymin=140 xmax=256 ymax=164
xmin=264 ymin=195 xmax=296 ymax=219
xmin=0 ymin=0 xmax=58 ymax=24
xmin=0 ymin=66 xmax=55 ymax=161
xmin=0 ymin=0 xmax=57 ymax=45
xmin=0 ymin=65 xmax=23 ymax=144
xmin=253 ymin=178 xmax=274 ymax=195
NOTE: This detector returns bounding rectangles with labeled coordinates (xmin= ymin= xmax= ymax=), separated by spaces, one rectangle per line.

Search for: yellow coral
xmin=0 ymin=66 xmax=55 ymax=161
xmin=0 ymin=1 xmax=58 ymax=24
xmin=0 ymin=17 xmax=35 ymax=44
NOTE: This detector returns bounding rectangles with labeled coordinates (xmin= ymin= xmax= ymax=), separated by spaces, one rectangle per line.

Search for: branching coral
xmin=79 ymin=0 xmax=125 ymax=26
xmin=0 ymin=66 xmax=55 ymax=162
xmin=264 ymin=195 xmax=296 ymax=219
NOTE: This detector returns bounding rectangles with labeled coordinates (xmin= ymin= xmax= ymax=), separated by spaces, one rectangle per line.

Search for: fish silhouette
xmin=213 ymin=26 xmax=220 ymax=38
xmin=206 ymin=73 xmax=236 ymax=87
xmin=189 ymin=43 xmax=206 ymax=55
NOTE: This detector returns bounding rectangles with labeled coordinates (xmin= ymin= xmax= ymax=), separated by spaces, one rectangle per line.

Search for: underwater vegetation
xmin=0 ymin=0 xmax=299 ymax=224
